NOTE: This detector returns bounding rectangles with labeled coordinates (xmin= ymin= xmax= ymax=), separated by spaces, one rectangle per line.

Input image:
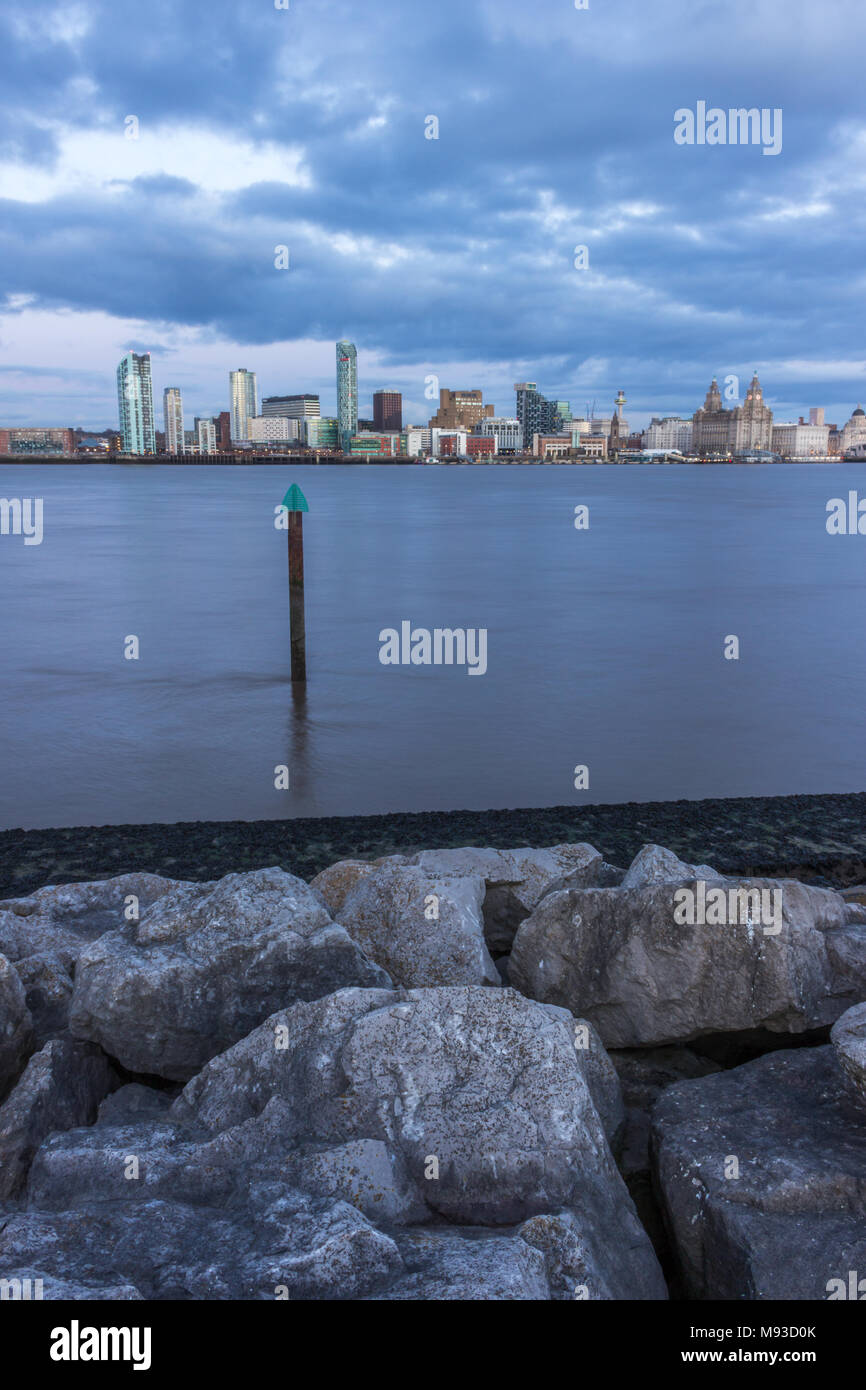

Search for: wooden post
xmin=282 ymin=484 xmax=309 ymax=683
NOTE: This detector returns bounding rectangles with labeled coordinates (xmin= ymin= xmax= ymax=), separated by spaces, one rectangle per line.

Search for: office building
xmin=196 ymin=417 xmax=217 ymax=455
xmin=373 ymin=390 xmax=403 ymax=433
xmin=429 ymin=389 xmax=494 ymax=432
xmin=0 ymin=427 xmax=74 ymax=456
xmin=304 ymin=417 xmax=340 ymax=448
xmin=262 ymin=394 xmax=320 ymax=421
xmin=229 ymin=369 xmax=258 ymax=442
xmin=514 ymin=383 xmax=561 ymax=448
xmin=479 ymin=417 xmax=522 ymax=452
xmin=116 ymin=352 xmax=156 ymax=454
xmin=642 ymin=417 xmax=694 ymax=451
xmin=248 ymin=415 xmax=299 ymax=443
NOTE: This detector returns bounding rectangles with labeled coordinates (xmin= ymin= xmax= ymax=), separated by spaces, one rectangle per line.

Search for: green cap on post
xmin=281 ymin=484 xmax=309 ymax=513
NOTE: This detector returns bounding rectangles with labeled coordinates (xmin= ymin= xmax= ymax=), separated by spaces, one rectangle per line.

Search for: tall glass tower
xmin=163 ymin=387 xmax=184 ymax=454
xmin=230 ymin=369 xmax=258 ymax=442
xmin=336 ymin=341 xmax=358 ymax=449
xmin=116 ymin=352 xmax=156 ymax=455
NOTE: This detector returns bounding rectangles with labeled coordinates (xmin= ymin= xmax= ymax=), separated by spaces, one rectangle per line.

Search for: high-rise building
xmin=262 ymin=395 xmax=320 ymax=421
xmin=429 ymin=389 xmax=494 ymax=432
xmin=336 ymin=341 xmax=358 ymax=448
xmin=163 ymin=387 xmax=184 ymax=454
xmin=373 ymin=390 xmax=402 ymax=433
xmin=514 ymin=383 xmax=561 ymax=448
xmin=229 ymin=369 xmax=258 ymax=442
xmin=196 ymin=417 xmax=217 ymax=454
xmin=116 ymin=352 xmax=155 ymax=454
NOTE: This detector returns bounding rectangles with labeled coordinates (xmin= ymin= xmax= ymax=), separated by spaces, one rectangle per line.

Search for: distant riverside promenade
xmin=0 ymin=451 xmax=850 ymax=466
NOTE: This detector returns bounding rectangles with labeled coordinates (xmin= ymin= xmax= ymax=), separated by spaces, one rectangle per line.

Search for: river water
xmin=1 ymin=462 xmax=864 ymax=830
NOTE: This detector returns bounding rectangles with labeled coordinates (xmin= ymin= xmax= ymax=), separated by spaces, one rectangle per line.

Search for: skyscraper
xmin=373 ymin=390 xmax=402 ymax=433
xmin=514 ymin=383 xmax=560 ymax=448
xmin=163 ymin=387 xmax=184 ymax=455
xmin=429 ymin=389 xmax=494 ymax=431
xmin=336 ymin=341 xmax=358 ymax=448
xmin=116 ymin=352 xmax=155 ymax=455
xmin=229 ymin=369 xmax=258 ymax=442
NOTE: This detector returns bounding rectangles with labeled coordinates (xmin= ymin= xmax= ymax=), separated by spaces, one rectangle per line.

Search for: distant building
xmin=608 ymin=390 xmax=629 ymax=453
xmin=431 ymin=427 xmax=468 ymax=456
xmin=771 ymin=419 xmax=830 ymax=457
xmin=643 ymin=416 xmax=694 ymax=451
xmin=0 ymin=426 xmax=75 ymax=456
xmin=479 ymin=417 xmax=522 ymax=452
xmin=248 ymin=415 xmax=299 ymax=443
xmin=230 ymin=369 xmax=258 ymax=442
xmin=215 ymin=411 xmax=232 ymax=451
xmin=429 ymin=389 xmax=494 ymax=433
xmin=163 ymin=388 xmax=184 ymax=454
xmin=693 ymin=374 xmax=773 ymax=454
xmin=373 ymin=390 xmax=402 ymax=433
xmin=196 ymin=417 xmax=217 ymax=454
xmin=572 ymin=434 xmax=607 ymax=457
xmin=116 ymin=352 xmax=155 ymax=454
xmin=532 ymin=434 xmax=572 ymax=458
xmin=841 ymin=405 xmax=866 ymax=454
xmin=405 ymin=427 xmax=432 ymax=457
xmin=349 ymin=431 xmax=405 ymax=457
xmin=262 ymin=394 xmax=320 ymax=421
xmin=514 ymin=383 xmax=561 ymax=448
xmin=304 ymin=417 xmax=340 ymax=448
xmin=337 ymin=341 xmax=359 ymax=448
xmin=466 ymin=435 xmax=496 ymax=458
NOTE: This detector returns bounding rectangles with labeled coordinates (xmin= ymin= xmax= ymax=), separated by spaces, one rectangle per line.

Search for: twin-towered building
xmin=691 ymin=374 xmax=775 ymax=454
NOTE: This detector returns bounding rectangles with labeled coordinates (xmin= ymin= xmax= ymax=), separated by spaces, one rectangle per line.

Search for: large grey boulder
xmin=510 ymin=864 xmax=864 ymax=1047
xmin=651 ymin=1045 xmax=866 ymax=1299
xmin=69 ymin=868 xmax=391 ymax=1080
xmin=0 ymin=954 xmax=33 ymax=1100
xmin=831 ymin=1001 xmax=866 ymax=1108
xmin=0 ymin=873 xmax=184 ymax=967
xmin=619 ymin=843 xmax=721 ymax=890
xmin=337 ymin=865 xmax=499 ymax=987
xmin=0 ymin=1039 xmax=120 ymax=1199
xmin=13 ymin=952 xmax=74 ymax=1045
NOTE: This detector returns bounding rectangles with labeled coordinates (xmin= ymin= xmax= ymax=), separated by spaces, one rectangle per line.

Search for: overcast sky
xmin=0 ymin=0 xmax=864 ymax=431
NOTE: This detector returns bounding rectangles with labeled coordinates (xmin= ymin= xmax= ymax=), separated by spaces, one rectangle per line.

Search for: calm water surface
xmin=1 ymin=462 xmax=864 ymax=830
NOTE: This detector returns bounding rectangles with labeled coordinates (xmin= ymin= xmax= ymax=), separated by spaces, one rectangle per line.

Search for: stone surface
xmin=0 ymin=1269 xmax=143 ymax=1300
xmin=14 ymin=952 xmax=74 ymax=1044
xmin=651 ymin=1044 xmax=866 ymax=1299
xmin=0 ymin=1038 xmax=120 ymax=1199
xmin=69 ymin=867 xmax=391 ymax=1080
xmin=0 ymin=873 xmax=184 ymax=967
xmin=0 ymin=953 xmax=33 ymax=1101
xmin=510 ymin=870 xmax=863 ymax=1047
xmin=337 ymin=865 xmax=499 ymax=987
xmin=610 ymin=1046 xmax=723 ymax=1175
xmin=830 ymin=1001 xmax=866 ymax=1108
xmin=620 ymin=844 xmax=722 ymax=890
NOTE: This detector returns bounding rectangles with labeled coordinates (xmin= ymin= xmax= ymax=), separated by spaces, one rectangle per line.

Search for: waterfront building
xmin=262 ymin=394 xmax=320 ymax=421
xmin=196 ymin=417 xmax=217 ymax=454
xmin=337 ymin=341 xmax=359 ymax=448
xmin=771 ymin=419 xmax=830 ymax=457
xmin=466 ymin=436 xmax=496 ymax=458
xmin=0 ymin=427 xmax=75 ymax=455
xmin=163 ymin=388 xmax=184 ymax=454
xmin=430 ymin=427 xmax=468 ymax=456
xmin=809 ymin=407 xmax=825 ymax=427
xmin=691 ymin=378 xmax=730 ymax=454
xmin=349 ymin=431 xmax=405 ymax=457
xmin=572 ymin=435 xmax=607 ymax=457
xmin=514 ymin=383 xmax=561 ymax=448
xmin=116 ymin=352 xmax=156 ymax=454
xmin=643 ymin=417 xmax=694 ymax=451
xmin=532 ymin=434 xmax=573 ymax=458
xmin=248 ymin=415 xmax=299 ymax=443
xmin=373 ymin=390 xmax=403 ymax=433
xmin=405 ymin=427 xmax=432 ymax=456
xmin=303 ymin=417 xmax=340 ymax=448
xmin=479 ymin=417 xmax=522 ymax=452
xmin=229 ymin=369 xmax=258 ymax=442
xmin=215 ymin=411 xmax=232 ymax=451
xmin=429 ymin=389 xmax=494 ymax=432
xmin=731 ymin=375 xmax=773 ymax=451
xmin=841 ymin=405 xmax=866 ymax=454
xmin=553 ymin=400 xmax=573 ymax=425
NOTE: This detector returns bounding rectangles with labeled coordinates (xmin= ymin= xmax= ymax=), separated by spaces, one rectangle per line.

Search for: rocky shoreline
xmin=1 ymin=831 xmax=865 ymax=1301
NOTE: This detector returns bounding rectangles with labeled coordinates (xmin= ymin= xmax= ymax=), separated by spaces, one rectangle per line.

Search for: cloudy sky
xmin=0 ymin=0 xmax=864 ymax=431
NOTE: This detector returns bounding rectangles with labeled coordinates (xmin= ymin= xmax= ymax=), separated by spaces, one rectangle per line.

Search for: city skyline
xmin=0 ymin=2 xmax=863 ymax=433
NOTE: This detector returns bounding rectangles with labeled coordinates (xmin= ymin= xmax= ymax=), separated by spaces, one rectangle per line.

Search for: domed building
xmin=841 ymin=405 xmax=866 ymax=454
